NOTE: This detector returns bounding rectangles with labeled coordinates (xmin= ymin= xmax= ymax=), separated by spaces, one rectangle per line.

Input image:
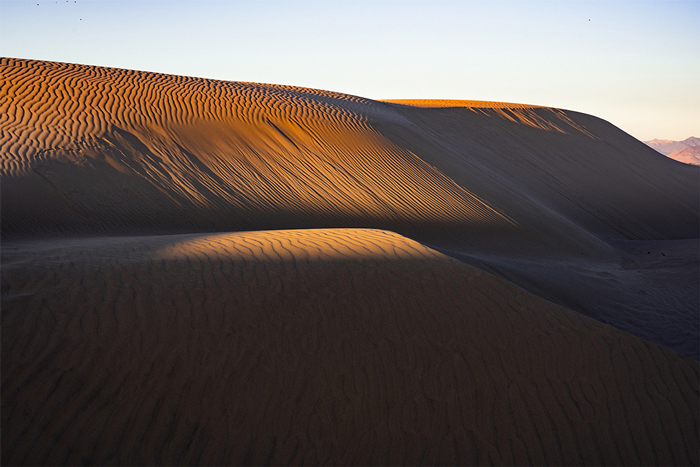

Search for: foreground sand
xmin=3 ymin=229 xmax=698 ymax=465
xmin=2 ymin=58 xmax=699 ymax=465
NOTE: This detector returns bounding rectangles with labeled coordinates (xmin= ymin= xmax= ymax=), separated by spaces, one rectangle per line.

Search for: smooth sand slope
xmin=2 ymin=58 xmax=699 ymax=465
xmin=3 ymin=229 xmax=698 ymax=465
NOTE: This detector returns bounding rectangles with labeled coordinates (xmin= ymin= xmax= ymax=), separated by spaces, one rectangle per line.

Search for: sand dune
xmin=3 ymin=229 xmax=698 ymax=465
xmin=4 ymin=58 xmax=696 ymax=246
xmin=3 ymin=58 xmax=697 ymax=359
xmin=2 ymin=58 xmax=699 ymax=465
xmin=1 ymin=58 xmax=520 ymax=250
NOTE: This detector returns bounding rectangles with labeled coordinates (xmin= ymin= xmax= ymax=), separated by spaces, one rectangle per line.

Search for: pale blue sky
xmin=1 ymin=0 xmax=698 ymax=140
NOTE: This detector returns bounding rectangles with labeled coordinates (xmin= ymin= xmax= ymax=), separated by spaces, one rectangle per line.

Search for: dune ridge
xmin=2 ymin=58 xmax=525 ymax=252
xmin=380 ymin=99 xmax=542 ymax=108
xmin=380 ymin=99 xmax=602 ymax=137
xmin=1 ymin=58 xmax=383 ymax=175
xmin=3 ymin=229 xmax=698 ymax=465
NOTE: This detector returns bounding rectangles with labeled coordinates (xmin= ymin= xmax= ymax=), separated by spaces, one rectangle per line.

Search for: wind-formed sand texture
xmin=2 ymin=58 xmax=699 ymax=465
xmin=3 ymin=229 xmax=699 ymax=465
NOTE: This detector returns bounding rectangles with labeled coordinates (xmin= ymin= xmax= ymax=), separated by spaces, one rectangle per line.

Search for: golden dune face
xmin=0 ymin=58 xmax=385 ymax=176
xmin=1 ymin=58 xmax=519 ymax=244
xmin=152 ymin=229 xmax=440 ymax=262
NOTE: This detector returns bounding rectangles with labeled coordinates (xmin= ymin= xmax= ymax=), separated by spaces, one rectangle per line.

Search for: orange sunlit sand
xmin=2 ymin=58 xmax=698 ymax=465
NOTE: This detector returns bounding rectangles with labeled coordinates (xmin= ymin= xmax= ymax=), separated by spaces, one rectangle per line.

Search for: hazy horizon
xmin=1 ymin=0 xmax=698 ymax=141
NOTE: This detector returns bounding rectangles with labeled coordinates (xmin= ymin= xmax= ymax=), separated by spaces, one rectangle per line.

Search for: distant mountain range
xmin=664 ymin=145 xmax=700 ymax=165
xmin=645 ymin=136 xmax=700 ymax=155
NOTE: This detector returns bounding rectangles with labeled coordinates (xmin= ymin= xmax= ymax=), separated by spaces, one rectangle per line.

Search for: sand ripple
xmin=2 ymin=58 xmax=699 ymax=465
xmin=3 ymin=229 xmax=697 ymax=465
xmin=1 ymin=58 xmax=516 ymax=245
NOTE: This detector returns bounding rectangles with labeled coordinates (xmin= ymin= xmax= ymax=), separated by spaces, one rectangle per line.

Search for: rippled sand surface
xmin=2 ymin=58 xmax=698 ymax=465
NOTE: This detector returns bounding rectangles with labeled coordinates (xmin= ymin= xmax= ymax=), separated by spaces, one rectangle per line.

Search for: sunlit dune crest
xmin=3 ymin=58 xmax=696 ymax=249
xmin=153 ymin=228 xmax=439 ymax=262
xmin=382 ymin=99 xmax=598 ymax=135
xmin=381 ymin=99 xmax=543 ymax=108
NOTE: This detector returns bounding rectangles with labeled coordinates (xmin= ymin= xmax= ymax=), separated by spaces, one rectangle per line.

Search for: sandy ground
xmin=434 ymin=238 xmax=699 ymax=360
xmin=3 ymin=230 xmax=698 ymax=465
xmin=2 ymin=58 xmax=699 ymax=465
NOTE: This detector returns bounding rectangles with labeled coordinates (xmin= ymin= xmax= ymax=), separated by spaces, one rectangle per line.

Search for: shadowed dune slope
xmin=2 ymin=229 xmax=698 ymax=466
xmin=376 ymin=101 xmax=698 ymax=244
xmin=374 ymin=101 xmax=700 ymax=360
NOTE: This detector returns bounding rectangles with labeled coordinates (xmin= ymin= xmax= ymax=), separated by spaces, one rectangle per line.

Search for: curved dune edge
xmin=380 ymin=99 xmax=543 ymax=108
xmin=2 ymin=229 xmax=698 ymax=466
